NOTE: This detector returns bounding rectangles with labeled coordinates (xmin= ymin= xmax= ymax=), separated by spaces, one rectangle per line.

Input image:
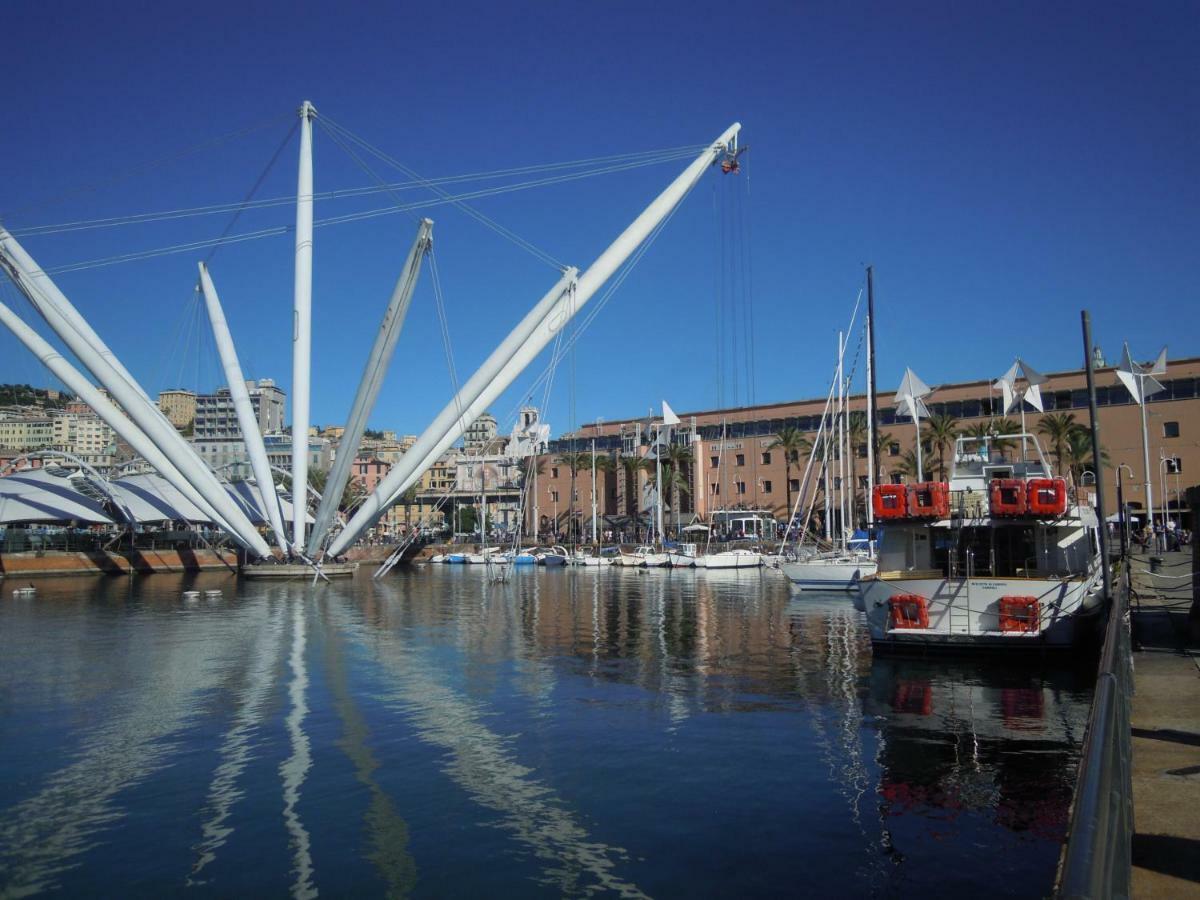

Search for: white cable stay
xmin=14 ymin=145 xmax=700 ymax=237
xmin=41 ymin=150 xmax=701 ymax=275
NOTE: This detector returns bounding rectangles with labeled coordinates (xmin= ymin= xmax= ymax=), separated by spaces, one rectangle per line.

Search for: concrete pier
xmin=1130 ymin=548 xmax=1200 ymax=898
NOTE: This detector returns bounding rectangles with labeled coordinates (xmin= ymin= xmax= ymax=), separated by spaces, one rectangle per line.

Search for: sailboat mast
xmin=591 ymin=438 xmax=598 ymax=549
xmin=865 ymin=266 xmax=877 ymax=530
xmin=654 ymin=427 xmax=665 ymax=548
xmin=837 ymin=330 xmax=847 ymax=549
xmin=291 ymin=100 xmax=315 ymax=549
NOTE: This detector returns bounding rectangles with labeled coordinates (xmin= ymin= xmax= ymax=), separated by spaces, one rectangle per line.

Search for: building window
xmin=550 ymin=490 xmax=559 ymax=503
xmin=891 ymin=473 xmax=904 ymax=484
xmin=1166 ymin=457 xmax=1183 ymax=474
xmin=710 ymin=455 xmax=719 ymax=468
xmin=735 ymin=453 xmax=745 ymax=467
xmin=859 ymin=475 xmax=869 ymax=489
xmin=709 ymin=483 xmax=720 ymax=496
xmin=762 ymin=480 xmax=772 ymax=493
xmin=761 ymin=451 xmax=771 ymax=465
xmin=551 ymin=467 xmax=559 ymax=478
xmin=1164 ymin=421 xmax=1180 ymax=438
xmin=888 ymin=442 xmax=900 ymax=457
xmin=735 ymin=481 xmax=746 ymax=495
xmin=789 ymin=478 xmax=800 ymax=492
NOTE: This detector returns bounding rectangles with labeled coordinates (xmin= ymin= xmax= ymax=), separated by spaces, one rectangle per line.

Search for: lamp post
xmin=548 ymin=485 xmax=558 ymax=541
xmin=1116 ymin=463 xmax=1135 ymax=558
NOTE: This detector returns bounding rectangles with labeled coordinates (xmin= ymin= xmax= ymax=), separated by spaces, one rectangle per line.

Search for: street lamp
xmin=1116 ymin=463 xmax=1135 ymax=557
xmin=548 ymin=485 xmax=558 ymax=540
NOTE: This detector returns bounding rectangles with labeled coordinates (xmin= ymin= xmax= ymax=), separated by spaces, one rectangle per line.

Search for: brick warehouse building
xmin=527 ymin=356 xmax=1199 ymax=538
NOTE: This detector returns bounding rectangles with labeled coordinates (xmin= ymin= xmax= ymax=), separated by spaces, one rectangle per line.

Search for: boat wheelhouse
xmin=856 ymin=433 xmax=1104 ymax=650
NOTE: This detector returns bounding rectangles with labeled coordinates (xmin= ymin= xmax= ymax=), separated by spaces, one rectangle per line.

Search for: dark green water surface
xmin=0 ymin=566 xmax=1094 ymax=897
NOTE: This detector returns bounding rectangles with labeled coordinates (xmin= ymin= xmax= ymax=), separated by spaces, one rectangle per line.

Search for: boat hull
xmin=857 ymin=569 xmax=1105 ymax=650
xmin=781 ymin=558 xmax=877 ymax=591
xmin=700 ymin=551 xmax=762 ymax=569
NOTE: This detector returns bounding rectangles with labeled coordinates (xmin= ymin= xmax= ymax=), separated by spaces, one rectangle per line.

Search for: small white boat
xmin=465 ymin=546 xmax=504 ymax=564
xmin=698 ymin=549 xmax=763 ymax=569
xmin=616 ymin=545 xmax=670 ymax=568
xmin=428 ymin=553 xmax=446 ymax=564
xmin=781 ymin=552 xmax=877 ymax=590
xmin=666 ymin=542 xmax=698 ymax=568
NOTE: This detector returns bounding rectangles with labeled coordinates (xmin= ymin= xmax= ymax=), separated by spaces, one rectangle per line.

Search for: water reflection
xmin=0 ymin=568 xmax=1092 ymax=897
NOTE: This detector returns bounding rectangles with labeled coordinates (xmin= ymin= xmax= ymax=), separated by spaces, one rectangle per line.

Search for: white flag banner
xmin=662 ymin=400 xmax=680 ymax=426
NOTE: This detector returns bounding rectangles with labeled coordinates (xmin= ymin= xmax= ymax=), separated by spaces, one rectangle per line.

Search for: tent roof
xmin=0 ymin=469 xmax=115 ymax=524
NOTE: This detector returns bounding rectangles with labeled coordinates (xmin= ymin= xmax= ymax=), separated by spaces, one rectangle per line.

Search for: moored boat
xmin=855 ymin=434 xmax=1104 ymax=650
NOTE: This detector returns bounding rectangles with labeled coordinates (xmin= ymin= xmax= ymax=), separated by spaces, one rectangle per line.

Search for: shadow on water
xmin=0 ymin=568 xmax=1095 ymax=898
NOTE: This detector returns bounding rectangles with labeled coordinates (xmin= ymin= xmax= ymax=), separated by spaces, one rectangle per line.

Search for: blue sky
xmin=1 ymin=1 xmax=1196 ymax=438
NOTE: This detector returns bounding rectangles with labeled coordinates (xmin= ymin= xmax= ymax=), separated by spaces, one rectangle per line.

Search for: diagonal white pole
xmin=327 ymin=122 xmax=742 ymax=557
xmin=0 ymin=297 xmax=245 ymax=544
xmin=291 ymin=100 xmax=316 ymax=549
xmin=307 ymin=218 xmax=432 ymax=553
xmin=0 ymin=236 xmax=271 ymax=556
xmin=199 ymin=262 xmax=290 ymax=551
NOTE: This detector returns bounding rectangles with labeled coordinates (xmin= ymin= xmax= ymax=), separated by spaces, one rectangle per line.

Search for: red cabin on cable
xmin=998 ymin=596 xmax=1041 ymax=633
xmin=989 ymin=478 xmax=1027 ymax=517
xmin=1026 ymin=477 xmax=1068 ymax=517
xmin=872 ymin=484 xmax=909 ymax=519
xmin=889 ymin=594 xmax=930 ymax=630
xmin=907 ymin=482 xmax=950 ymax=519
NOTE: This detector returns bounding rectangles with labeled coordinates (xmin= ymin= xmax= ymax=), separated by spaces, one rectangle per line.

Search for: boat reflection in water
xmin=0 ymin=569 xmax=1093 ymax=897
xmin=862 ymin=655 xmax=1093 ymax=895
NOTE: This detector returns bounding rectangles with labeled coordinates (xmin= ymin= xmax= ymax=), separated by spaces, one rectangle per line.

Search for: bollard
xmin=1149 ymin=556 xmax=1162 ymax=574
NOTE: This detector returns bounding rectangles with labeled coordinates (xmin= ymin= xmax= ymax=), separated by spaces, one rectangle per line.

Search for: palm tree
xmin=1036 ymin=413 xmax=1078 ymax=475
xmin=988 ymin=417 xmax=1022 ymax=457
xmin=556 ymin=450 xmax=590 ymax=541
xmin=922 ymin=413 xmax=960 ymax=481
xmin=1065 ymin=426 xmax=1110 ymax=483
xmin=895 ymin=449 xmax=922 ymax=481
xmin=767 ymin=426 xmax=811 ymax=520
xmin=619 ymin=455 xmax=643 ymax=520
xmin=663 ymin=443 xmax=693 ymax=533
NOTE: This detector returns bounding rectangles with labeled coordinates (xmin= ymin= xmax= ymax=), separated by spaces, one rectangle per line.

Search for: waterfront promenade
xmin=1130 ymin=548 xmax=1200 ymax=898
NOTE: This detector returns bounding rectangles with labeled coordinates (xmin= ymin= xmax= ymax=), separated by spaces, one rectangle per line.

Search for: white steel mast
xmin=306 ymin=218 xmax=432 ymax=553
xmin=0 ymin=236 xmax=270 ymax=556
xmin=291 ymin=100 xmax=316 ymax=550
xmin=0 ymin=226 xmax=154 ymax=404
xmin=327 ymin=123 xmax=742 ymax=557
xmin=198 ymin=262 xmax=290 ymax=551
xmin=837 ymin=330 xmax=847 ymax=550
xmin=0 ymin=297 xmax=246 ymax=543
xmin=591 ymin=438 xmax=598 ymax=550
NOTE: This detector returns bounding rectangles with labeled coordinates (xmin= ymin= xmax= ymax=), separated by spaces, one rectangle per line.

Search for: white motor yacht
xmin=855 ymin=434 xmax=1104 ymax=650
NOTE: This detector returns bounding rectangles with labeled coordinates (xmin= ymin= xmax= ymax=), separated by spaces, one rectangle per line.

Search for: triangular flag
xmin=1150 ymin=345 xmax=1168 ymax=375
xmin=1116 ymin=342 xmax=1166 ymax=405
xmin=662 ymin=400 xmax=680 ymax=426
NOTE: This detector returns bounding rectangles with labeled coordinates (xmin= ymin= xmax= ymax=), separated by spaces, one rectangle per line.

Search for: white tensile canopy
xmin=0 ymin=469 xmax=115 ymax=524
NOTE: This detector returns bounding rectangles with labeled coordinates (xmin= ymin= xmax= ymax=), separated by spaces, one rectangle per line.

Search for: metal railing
xmin=1056 ymin=563 xmax=1133 ymax=898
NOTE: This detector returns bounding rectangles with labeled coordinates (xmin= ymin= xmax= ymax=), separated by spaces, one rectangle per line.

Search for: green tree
xmin=922 ymin=413 xmax=960 ymax=481
xmin=1036 ymin=413 xmax=1078 ymax=476
xmin=619 ymin=455 xmax=643 ymax=519
xmin=895 ymin=449 xmax=923 ymax=481
xmin=556 ymin=451 xmax=591 ymax=542
xmin=767 ymin=427 xmax=811 ymax=520
xmin=1065 ymin=426 xmax=1109 ymax=483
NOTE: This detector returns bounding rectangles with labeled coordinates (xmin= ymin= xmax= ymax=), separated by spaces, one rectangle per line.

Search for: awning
xmin=0 ymin=469 xmax=115 ymax=524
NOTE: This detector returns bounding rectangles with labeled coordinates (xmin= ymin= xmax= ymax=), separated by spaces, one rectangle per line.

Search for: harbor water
xmin=0 ymin=567 xmax=1095 ymax=898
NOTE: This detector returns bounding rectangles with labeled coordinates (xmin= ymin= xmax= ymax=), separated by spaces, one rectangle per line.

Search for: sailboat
xmin=691 ymin=419 xmax=762 ymax=569
xmin=781 ymin=291 xmax=878 ymax=591
xmin=572 ymin=439 xmax=614 ymax=566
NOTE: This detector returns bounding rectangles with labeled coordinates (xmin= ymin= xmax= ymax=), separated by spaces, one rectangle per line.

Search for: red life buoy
xmin=989 ymin=478 xmax=1027 ymax=516
xmin=872 ymin=484 xmax=908 ymax=519
xmin=998 ymin=595 xmax=1040 ymax=633
xmin=907 ymin=482 xmax=950 ymax=518
xmin=1026 ymin=478 xmax=1067 ymax=517
xmin=889 ymin=594 xmax=930 ymax=629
